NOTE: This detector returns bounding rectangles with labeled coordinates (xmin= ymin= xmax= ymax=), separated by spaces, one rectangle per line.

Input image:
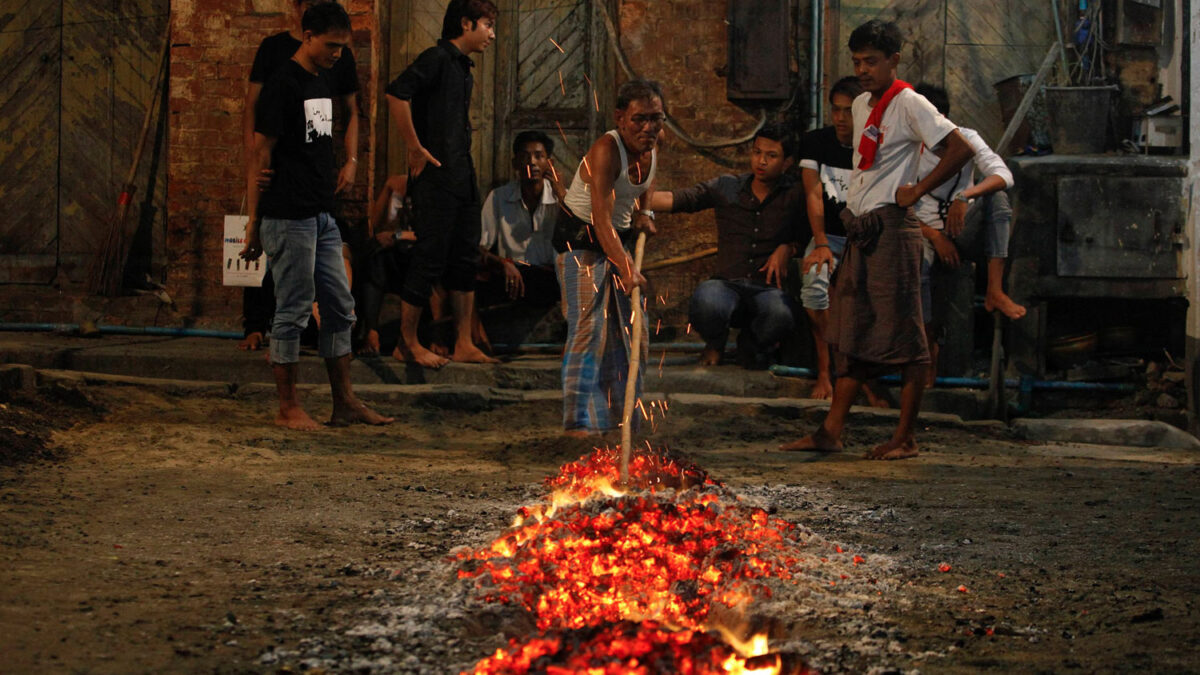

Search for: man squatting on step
xmin=555 ymin=80 xmax=662 ymax=437
xmin=780 ymin=19 xmax=974 ymax=460
xmin=241 ymin=3 xmax=392 ymax=430
xmin=650 ymin=124 xmax=806 ymax=369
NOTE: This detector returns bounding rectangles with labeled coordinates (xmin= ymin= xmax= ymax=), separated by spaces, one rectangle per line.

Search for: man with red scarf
xmin=781 ymin=19 xmax=973 ymax=460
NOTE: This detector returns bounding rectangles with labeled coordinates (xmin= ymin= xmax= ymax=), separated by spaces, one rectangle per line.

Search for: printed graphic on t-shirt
xmin=303 ymin=98 xmax=333 ymax=144
xmin=820 ymin=164 xmax=851 ymax=207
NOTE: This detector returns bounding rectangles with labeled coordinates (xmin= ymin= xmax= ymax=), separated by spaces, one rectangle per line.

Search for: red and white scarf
xmin=856 ymin=79 xmax=913 ymax=170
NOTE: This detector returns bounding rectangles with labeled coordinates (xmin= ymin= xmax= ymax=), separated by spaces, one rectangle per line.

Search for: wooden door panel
xmin=492 ymin=0 xmax=609 ymax=189
xmin=0 ymin=2 xmax=62 ymax=283
xmin=59 ymin=0 xmax=116 ymax=283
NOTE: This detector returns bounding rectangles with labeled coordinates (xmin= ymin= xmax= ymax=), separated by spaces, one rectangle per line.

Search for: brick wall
xmin=617 ymin=0 xmax=804 ymax=335
xmin=162 ymin=0 xmax=796 ymax=333
xmin=166 ymin=0 xmax=375 ymax=327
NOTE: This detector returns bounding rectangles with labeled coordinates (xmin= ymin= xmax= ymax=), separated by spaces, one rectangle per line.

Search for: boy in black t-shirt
xmin=798 ymin=76 xmax=883 ymax=406
xmin=384 ymin=0 xmax=499 ymax=369
xmin=241 ymin=3 xmax=391 ymax=431
xmin=239 ymin=0 xmax=361 ymax=352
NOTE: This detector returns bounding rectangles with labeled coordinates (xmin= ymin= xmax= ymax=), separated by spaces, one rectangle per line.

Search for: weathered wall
xmin=824 ymin=0 xmax=1065 ymax=146
xmin=166 ymin=0 xmax=376 ymax=325
xmin=618 ymin=0 xmax=799 ymax=332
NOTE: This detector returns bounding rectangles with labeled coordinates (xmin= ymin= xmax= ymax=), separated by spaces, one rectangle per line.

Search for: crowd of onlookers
xmin=239 ymin=0 xmax=1022 ymax=457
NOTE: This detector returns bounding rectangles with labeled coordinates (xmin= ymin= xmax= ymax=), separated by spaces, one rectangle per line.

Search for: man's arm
xmin=896 ymin=129 xmax=974 ymax=208
xmin=387 ymin=96 xmax=441 ymax=177
xmin=242 ymin=83 xmax=263 ymax=165
xmin=799 ymin=166 xmax=835 ymax=274
xmin=336 ymin=92 xmax=360 ymax=194
xmin=943 ymin=132 xmax=1011 ymax=234
xmin=240 ymin=132 xmax=277 ymax=260
xmin=633 ymin=180 xmax=658 ymax=237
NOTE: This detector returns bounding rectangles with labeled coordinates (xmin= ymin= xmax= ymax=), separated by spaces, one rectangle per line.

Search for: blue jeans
xmin=688 ymin=279 xmax=798 ymax=352
xmin=260 ymin=213 xmax=355 ymax=364
xmin=799 ymin=234 xmax=848 ymax=311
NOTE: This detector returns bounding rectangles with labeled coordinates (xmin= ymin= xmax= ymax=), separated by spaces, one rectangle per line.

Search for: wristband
xmin=813 ymin=243 xmax=831 ymax=250
xmin=952 ymin=190 xmax=973 ymax=205
xmin=638 ymin=209 xmax=655 ymax=220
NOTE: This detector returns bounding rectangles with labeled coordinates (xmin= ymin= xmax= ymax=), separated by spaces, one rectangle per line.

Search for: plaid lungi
xmin=556 ymin=249 xmax=648 ymax=432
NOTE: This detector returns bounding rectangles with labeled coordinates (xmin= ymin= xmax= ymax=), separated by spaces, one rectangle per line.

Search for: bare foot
xmin=697 ymin=348 xmax=721 ymax=366
xmin=865 ymin=437 xmax=918 ymax=460
xmin=863 ymin=384 xmax=891 ymax=409
xmin=563 ymin=429 xmax=595 ymax=439
xmin=808 ymin=374 xmax=834 ymax=400
xmin=330 ymin=400 xmax=394 ymax=426
xmin=985 ymin=290 xmax=1027 ymax=320
xmin=275 ymin=406 xmax=321 ymax=431
xmin=356 ymin=330 xmax=381 ymax=357
xmin=431 ymin=343 xmax=451 ymax=357
xmin=238 ymin=332 xmax=264 ymax=351
xmin=452 ymin=343 xmax=500 ymax=364
xmin=779 ymin=426 xmax=842 ymax=452
xmin=393 ymin=342 xmax=449 ymax=369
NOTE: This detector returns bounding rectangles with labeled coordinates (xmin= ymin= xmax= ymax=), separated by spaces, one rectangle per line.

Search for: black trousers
xmin=476 ymin=264 xmax=561 ymax=309
xmin=402 ymin=176 xmax=482 ymax=305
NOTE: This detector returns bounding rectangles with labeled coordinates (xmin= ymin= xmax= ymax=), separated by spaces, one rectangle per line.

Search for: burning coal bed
xmin=261 ymin=448 xmax=928 ymax=673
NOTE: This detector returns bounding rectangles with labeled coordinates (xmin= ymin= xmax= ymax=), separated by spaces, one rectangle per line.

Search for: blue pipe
xmin=768 ymin=365 xmax=1135 ymax=392
xmin=492 ymin=342 xmax=717 ymax=353
xmin=0 ymin=322 xmax=243 ymax=340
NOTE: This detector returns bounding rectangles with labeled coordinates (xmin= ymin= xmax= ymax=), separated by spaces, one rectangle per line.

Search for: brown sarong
xmin=828 ymin=204 xmax=929 ymax=378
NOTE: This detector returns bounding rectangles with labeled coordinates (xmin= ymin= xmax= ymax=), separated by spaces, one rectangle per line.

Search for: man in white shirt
xmin=781 ymin=19 xmax=974 ymax=460
xmin=478 ymin=130 xmax=564 ymax=309
xmin=913 ymin=83 xmax=1026 ymax=384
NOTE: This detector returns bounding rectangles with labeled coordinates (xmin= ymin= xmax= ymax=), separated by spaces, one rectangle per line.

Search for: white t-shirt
xmin=480 ymin=179 xmax=559 ymax=267
xmin=847 ymin=88 xmax=959 ymax=217
xmin=913 ymin=127 xmax=1014 ymax=230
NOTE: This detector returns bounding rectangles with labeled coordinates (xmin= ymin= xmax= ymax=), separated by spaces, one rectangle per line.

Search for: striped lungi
xmin=555 ymin=249 xmax=648 ymax=433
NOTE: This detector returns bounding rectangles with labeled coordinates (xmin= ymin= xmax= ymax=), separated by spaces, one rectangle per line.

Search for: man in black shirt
xmin=239 ymin=0 xmax=361 ymax=351
xmin=241 ymin=3 xmax=390 ymax=430
xmin=385 ymin=0 xmax=499 ymax=369
xmin=651 ymin=124 xmax=807 ymax=367
xmin=798 ymin=76 xmax=882 ymax=404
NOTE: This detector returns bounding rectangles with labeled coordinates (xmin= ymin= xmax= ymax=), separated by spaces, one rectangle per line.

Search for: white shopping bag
xmin=222 ymin=215 xmax=267 ymax=287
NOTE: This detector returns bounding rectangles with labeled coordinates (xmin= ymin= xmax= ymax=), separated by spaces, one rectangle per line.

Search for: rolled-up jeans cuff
xmin=319 ymin=328 xmax=352 ymax=359
xmin=270 ymin=337 xmax=301 ymax=365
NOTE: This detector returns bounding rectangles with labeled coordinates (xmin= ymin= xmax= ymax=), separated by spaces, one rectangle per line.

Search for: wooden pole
xmin=89 ymin=26 xmax=172 ymax=296
xmin=619 ymin=232 xmax=648 ymax=484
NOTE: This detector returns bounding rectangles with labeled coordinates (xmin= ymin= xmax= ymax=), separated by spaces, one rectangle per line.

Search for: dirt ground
xmin=1 ymin=381 xmax=1198 ymax=673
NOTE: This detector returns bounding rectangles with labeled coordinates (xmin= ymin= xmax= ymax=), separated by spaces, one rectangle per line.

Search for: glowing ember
xmin=458 ymin=448 xmax=822 ymax=674
xmin=466 ymin=621 xmax=810 ymax=675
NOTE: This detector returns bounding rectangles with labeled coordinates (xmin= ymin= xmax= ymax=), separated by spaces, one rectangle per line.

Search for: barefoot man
xmin=241 ymin=3 xmax=392 ymax=430
xmin=385 ymin=0 xmax=499 ymax=367
xmin=798 ymin=77 xmax=889 ymax=405
xmin=912 ymin=82 xmax=1025 ymax=384
xmin=651 ymin=123 xmax=805 ymax=368
xmin=555 ymin=79 xmax=660 ymax=437
xmin=780 ymin=20 xmax=973 ymax=459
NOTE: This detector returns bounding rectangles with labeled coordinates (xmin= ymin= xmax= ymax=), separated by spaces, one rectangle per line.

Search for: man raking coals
xmin=780 ymin=20 xmax=973 ymax=460
xmin=554 ymin=80 xmax=661 ymax=441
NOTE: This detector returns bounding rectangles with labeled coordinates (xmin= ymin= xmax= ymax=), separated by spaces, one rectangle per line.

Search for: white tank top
xmin=563 ymin=130 xmax=657 ymax=231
